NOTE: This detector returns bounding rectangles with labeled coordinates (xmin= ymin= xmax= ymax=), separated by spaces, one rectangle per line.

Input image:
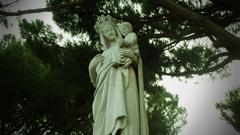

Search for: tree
xmin=147 ymin=86 xmax=187 ymax=135
xmin=0 ymin=18 xmax=187 ymax=134
xmin=0 ymin=0 xmax=239 ymax=59
xmin=47 ymin=0 xmax=238 ymax=77
xmin=2 ymin=0 xmax=239 ymax=134
xmin=0 ymin=34 xmax=53 ymax=135
xmin=216 ymin=87 xmax=240 ymax=133
xmin=0 ymin=24 xmax=95 ymax=134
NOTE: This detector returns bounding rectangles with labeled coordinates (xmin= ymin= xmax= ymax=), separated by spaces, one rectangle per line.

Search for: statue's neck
xmin=106 ymin=39 xmax=117 ymax=48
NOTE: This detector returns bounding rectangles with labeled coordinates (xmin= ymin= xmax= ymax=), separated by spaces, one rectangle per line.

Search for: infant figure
xmin=117 ymin=22 xmax=139 ymax=68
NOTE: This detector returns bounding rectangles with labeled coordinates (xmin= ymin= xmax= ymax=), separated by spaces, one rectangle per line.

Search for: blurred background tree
xmin=0 ymin=0 xmax=240 ymax=134
xmin=216 ymin=87 xmax=240 ymax=133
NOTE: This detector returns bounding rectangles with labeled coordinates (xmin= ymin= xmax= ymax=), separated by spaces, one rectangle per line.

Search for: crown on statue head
xmin=94 ymin=15 xmax=116 ymax=34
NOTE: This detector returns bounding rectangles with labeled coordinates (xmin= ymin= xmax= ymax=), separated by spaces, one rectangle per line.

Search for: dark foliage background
xmin=0 ymin=0 xmax=240 ymax=134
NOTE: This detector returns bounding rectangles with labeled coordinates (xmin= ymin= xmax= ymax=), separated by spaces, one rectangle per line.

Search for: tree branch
xmin=162 ymin=39 xmax=182 ymax=52
xmin=0 ymin=1 xmax=91 ymax=16
xmin=204 ymin=52 xmax=230 ymax=67
xmin=160 ymin=56 xmax=233 ymax=76
xmin=158 ymin=0 xmax=240 ymax=52
xmin=0 ymin=0 xmax=19 ymax=8
xmin=141 ymin=32 xmax=179 ymax=39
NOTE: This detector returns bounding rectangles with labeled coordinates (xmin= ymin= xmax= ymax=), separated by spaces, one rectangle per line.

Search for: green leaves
xmin=0 ymin=21 xmax=95 ymax=135
xmin=147 ymin=86 xmax=187 ymax=135
xmin=216 ymin=87 xmax=240 ymax=133
xmin=19 ymin=19 xmax=62 ymax=46
xmin=1 ymin=0 xmax=239 ymax=134
xmin=47 ymin=0 xmax=234 ymax=79
xmin=0 ymin=17 xmax=188 ymax=135
xmin=0 ymin=35 xmax=52 ymax=135
xmin=0 ymin=15 xmax=8 ymax=27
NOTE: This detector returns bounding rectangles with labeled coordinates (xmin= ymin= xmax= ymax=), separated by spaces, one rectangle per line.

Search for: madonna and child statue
xmin=88 ymin=15 xmax=149 ymax=135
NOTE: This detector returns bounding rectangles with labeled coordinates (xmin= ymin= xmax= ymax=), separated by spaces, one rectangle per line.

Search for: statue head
xmin=94 ymin=15 xmax=117 ymax=35
xmin=101 ymin=24 xmax=117 ymax=41
xmin=119 ymin=22 xmax=133 ymax=36
xmin=94 ymin=15 xmax=122 ymax=49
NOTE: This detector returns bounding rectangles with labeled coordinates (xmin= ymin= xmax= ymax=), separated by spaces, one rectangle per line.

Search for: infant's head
xmin=119 ymin=22 xmax=133 ymax=36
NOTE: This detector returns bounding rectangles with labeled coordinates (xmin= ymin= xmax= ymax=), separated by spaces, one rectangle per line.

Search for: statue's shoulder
xmin=90 ymin=54 xmax=102 ymax=61
xmin=126 ymin=32 xmax=137 ymax=38
xmin=94 ymin=53 xmax=102 ymax=58
xmin=125 ymin=32 xmax=137 ymax=41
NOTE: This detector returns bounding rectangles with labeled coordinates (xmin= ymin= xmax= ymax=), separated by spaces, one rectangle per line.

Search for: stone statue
xmin=89 ymin=15 xmax=149 ymax=135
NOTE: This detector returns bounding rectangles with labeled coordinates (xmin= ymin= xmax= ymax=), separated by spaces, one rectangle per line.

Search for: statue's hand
xmin=118 ymin=48 xmax=137 ymax=63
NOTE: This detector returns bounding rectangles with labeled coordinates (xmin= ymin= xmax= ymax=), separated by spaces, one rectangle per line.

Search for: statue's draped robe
xmin=92 ymin=46 xmax=149 ymax=135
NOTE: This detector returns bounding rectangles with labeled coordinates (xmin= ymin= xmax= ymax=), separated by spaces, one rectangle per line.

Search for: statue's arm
xmin=88 ymin=54 xmax=104 ymax=87
xmin=122 ymin=33 xmax=140 ymax=64
xmin=119 ymin=47 xmax=138 ymax=64
xmin=89 ymin=69 xmax=97 ymax=87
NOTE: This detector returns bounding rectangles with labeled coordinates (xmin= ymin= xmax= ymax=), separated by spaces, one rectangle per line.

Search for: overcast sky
xmin=1 ymin=0 xmax=240 ymax=135
xmin=160 ymin=62 xmax=240 ymax=135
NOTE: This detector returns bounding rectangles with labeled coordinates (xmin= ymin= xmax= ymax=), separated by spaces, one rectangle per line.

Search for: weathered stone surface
xmin=89 ymin=15 xmax=149 ymax=135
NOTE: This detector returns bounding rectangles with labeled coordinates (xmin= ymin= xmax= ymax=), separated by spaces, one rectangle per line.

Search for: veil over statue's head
xmin=94 ymin=15 xmax=122 ymax=50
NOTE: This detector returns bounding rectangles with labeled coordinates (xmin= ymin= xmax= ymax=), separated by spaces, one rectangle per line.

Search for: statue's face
xmin=119 ymin=23 xmax=132 ymax=36
xmin=102 ymin=24 xmax=116 ymax=40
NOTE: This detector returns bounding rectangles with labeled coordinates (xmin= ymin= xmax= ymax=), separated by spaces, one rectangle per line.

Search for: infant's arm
xmin=124 ymin=32 xmax=140 ymax=56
